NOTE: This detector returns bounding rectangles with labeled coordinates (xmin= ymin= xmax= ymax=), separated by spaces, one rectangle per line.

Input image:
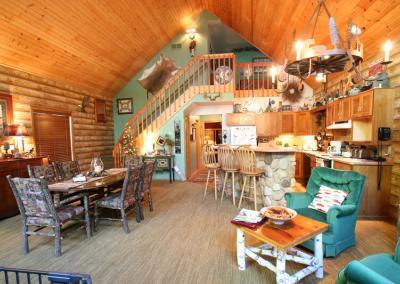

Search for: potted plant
xmin=165 ymin=135 xmax=174 ymax=155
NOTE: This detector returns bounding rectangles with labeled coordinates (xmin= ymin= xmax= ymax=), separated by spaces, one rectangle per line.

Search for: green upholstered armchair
xmin=336 ymin=238 xmax=400 ymax=284
xmin=285 ymin=167 xmax=366 ymax=257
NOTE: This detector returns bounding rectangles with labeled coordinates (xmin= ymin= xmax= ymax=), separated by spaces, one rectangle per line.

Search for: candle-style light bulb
xmin=383 ymin=40 xmax=393 ymax=62
xmin=270 ymin=66 xmax=277 ymax=85
xmin=295 ymin=40 xmax=303 ymax=61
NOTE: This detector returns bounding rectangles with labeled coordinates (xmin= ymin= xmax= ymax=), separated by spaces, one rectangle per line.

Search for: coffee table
xmin=233 ymin=215 xmax=328 ymax=283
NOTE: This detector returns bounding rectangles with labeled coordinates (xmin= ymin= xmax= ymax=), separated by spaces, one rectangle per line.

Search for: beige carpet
xmin=0 ymin=181 xmax=397 ymax=283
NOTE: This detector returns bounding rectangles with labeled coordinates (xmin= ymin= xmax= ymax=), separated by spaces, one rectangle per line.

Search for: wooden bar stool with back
xmin=202 ymin=144 xmax=220 ymax=200
xmin=236 ymin=147 xmax=264 ymax=210
xmin=218 ymin=145 xmax=240 ymax=205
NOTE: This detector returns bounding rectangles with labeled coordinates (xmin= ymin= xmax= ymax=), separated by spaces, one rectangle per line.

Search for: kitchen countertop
xmin=300 ymin=150 xmax=393 ymax=166
xmin=212 ymin=145 xmax=296 ymax=153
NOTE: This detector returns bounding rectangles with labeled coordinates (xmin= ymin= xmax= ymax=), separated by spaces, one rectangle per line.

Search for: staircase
xmin=113 ymin=53 xmax=236 ymax=166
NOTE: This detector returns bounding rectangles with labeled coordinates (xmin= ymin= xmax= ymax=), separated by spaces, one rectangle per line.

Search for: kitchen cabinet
xmin=333 ymin=98 xmax=351 ymax=122
xmin=255 ymin=112 xmax=282 ymax=137
xmin=333 ymin=161 xmax=391 ymax=219
xmin=295 ymin=152 xmax=311 ymax=186
xmin=294 ymin=111 xmax=311 ymax=135
xmin=0 ymin=158 xmax=44 ymax=219
xmin=226 ymin=113 xmax=255 ymax=126
xmin=281 ymin=112 xmax=295 ymax=134
xmin=352 ymin=90 xmax=373 ymax=119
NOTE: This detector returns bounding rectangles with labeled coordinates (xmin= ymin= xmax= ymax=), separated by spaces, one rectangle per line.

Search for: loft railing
xmin=113 ymin=53 xmax=236 ymax=166
xmin=235 ymin=61 xmax=277 ymax=97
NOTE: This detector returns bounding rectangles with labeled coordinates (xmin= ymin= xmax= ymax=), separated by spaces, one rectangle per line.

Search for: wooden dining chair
xmin=53 ymin=161 xmax=81 ymax=181
xmin=236 ymin=147 xmax=264 ymax=210
xmin=139 ymin=160 xmax=156 ymax=219
xmin=6 ymin=176 xmax=90 ymax=257
xmin=218 ymin=145 xmax=240 ymax=205
xmin=94 ymin=164 xmax=143 ymax=233
xmin=27 ymin=164 xmax=58 ymax=184
xmin=202 ymin=144 xmax=220 ymax=200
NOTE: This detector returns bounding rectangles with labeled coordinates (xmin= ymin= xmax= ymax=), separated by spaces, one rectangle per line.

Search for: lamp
xmin=186 ymin=27 xmax=196 ymax=57
xmin=16 ymin=123 xmax=28 ymax=151
xmin=382 ymin=40 xmax=393 ymax=64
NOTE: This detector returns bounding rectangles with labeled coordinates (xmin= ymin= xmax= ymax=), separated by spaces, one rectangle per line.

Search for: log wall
xmin=0 ymin=64 xmax=114 ymax=171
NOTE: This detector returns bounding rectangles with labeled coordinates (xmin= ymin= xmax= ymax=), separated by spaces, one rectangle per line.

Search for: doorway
xmin=185 ymin=114 xmax=222 ymax=179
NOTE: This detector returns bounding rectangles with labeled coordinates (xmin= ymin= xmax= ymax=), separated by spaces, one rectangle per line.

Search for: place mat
xmin=231 ymin=218 xmax=266 ymax=229
xmin=48 ymin=176 xmax=104 ymax=191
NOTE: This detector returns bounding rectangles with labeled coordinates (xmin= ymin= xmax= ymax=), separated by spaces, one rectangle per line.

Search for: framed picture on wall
xmin=0 ymin=94 xmax=13 ymax=136
xmin=117 ymin=98 xmax=133 ymax=114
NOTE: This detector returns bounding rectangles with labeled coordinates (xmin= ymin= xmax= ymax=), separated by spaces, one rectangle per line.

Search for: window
xmin=32 ymin=110 xmax=72 ymax=162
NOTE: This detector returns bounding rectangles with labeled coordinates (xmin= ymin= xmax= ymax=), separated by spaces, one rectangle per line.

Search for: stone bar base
xmin=256 ymin=152 xmax=296 ymax=207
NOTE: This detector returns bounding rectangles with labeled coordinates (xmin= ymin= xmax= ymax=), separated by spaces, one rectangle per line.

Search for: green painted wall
xmin=234 ymin=50 xmax=268 ymax=63
xmin=113 ymin=10 xmax=218 ymax=142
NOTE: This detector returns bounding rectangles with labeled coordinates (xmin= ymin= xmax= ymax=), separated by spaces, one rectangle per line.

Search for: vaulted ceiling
xmin=1 ymin=0 xmax=399 ymax=97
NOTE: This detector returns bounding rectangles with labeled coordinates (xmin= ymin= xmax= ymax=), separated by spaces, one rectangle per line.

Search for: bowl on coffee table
xmin=260 ymin=206 xmax=297 ymax=225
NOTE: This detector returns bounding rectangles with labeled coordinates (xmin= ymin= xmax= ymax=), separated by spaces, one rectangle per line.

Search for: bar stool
xmin=202 ymin=145 xmax=220 ymax=200
xmin=218 ymin=145 xmax=240 ymax=205
xmin=236 ymin=147 xmax=264 ymax=210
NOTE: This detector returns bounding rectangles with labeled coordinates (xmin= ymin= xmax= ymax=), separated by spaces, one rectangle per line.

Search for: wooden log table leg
xmin=314 ymin=233 xmax=324 ymax=278
xmin=83 ymin=194 xmax=92 ymax=238
xmin=237 ymin=229 xmax=246 ymax=270
xmin=276 ymin=249 xmax=287 ymax=283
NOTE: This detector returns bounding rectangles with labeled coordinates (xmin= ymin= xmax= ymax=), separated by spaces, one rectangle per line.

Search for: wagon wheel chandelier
xmin=284 ymin=0 xmax=364 ymax=82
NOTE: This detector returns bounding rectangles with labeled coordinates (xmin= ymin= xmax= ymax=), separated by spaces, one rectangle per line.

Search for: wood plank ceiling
xmin=0 ymin=0 xmax=399 ymax=97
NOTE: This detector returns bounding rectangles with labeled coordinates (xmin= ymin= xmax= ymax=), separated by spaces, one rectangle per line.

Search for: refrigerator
xmin=229 ymin=126 xmax=257 ymax=146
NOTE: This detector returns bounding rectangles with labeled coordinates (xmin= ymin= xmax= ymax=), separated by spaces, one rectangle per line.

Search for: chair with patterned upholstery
xmin=94 ymin=164 xmax=143 ymax=233
xmin=27 ymin=164 xmax=58 ymax=184
xmin=123 ymin=154 xmax=143 ymax=168
xmin=138 ymin=160 xmax=156 ymax=221
xmin=6 ymin=176 xmax=90 ymax=257
xmin=53 ymin=161 xmax=81 ymax=181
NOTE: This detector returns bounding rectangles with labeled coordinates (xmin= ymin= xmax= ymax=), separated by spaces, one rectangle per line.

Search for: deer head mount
xmin=79 ymin=96 xmax=91 ymax=112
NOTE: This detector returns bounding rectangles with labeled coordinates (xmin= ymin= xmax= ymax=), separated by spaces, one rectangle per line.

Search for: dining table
xmin=47 ymin=168 xmax=127 ymax=237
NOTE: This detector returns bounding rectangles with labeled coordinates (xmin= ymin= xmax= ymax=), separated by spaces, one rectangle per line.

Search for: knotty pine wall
xmin=315 ymin=46 xmax=400 ymax=220
xmin=0 ymin=64 xmax=114 ymax=171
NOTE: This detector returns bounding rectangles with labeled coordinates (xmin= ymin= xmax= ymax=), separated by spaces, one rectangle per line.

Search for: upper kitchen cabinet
xmin=333 ymin=97 xmax=351 ymax=122
xmin=352 ymin=89 xmax=394 ymax=144
xmin=281 ymin=112 xmax=295 ymax=134
xmin=352 ymin=90 xmax=373 ymax=119
xmin=226 ymin=113 xmax=255 ymax=126
xmin=255 ymin=112 xmax=282 ymax=137
xmin=294 ymin=111 xmax=312 ymax=135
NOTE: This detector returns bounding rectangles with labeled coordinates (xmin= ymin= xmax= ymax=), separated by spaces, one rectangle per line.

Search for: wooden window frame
xmin=31 ymin=108 xmax=73 ymax=162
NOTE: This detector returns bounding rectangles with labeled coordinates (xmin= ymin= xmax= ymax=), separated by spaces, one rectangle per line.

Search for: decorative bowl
xmin=260 ymin=206 xmax=297 ymax=225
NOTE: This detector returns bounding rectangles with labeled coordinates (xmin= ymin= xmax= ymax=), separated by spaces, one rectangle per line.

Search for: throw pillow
xmin=308 ymin=185 xmax=349 ymax=213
